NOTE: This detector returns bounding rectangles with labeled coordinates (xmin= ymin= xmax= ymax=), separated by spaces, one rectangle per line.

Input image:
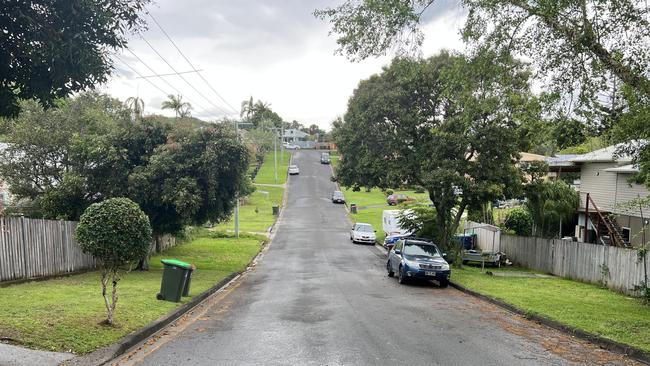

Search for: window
xmin=622 ymin=227 xmax=631 ymax=243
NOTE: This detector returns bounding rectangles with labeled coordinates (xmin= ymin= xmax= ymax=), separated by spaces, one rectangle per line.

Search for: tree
xmin=240 ymin=98 xmax=283 ymax=128
xmin=334 ymin=51 xmax=533 ymax=252
xmin=125 ymin=96 xmax=145 ymax=121
xmin=0 ymin=0 xmax=150 ymax=118
xmin=75 ymin=198 xmax=152 ymax=325
xmin=315 ymin=0 xmax=650 ymax=100
xmin=524 ymin=180 xmax=580 ymax=237
xmin=503 ymin=207 xmax=533 ymax=236
xmin=162 ymin=94 xmax=192 ymax=118
xmin=551 ymin=118 xmax=587 ymax=150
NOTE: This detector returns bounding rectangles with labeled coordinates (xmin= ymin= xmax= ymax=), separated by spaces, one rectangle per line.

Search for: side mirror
xmin=394 ymin=249 xmax=401 ymax=254
xmin=442 ymin=253 xmax=447 ymax=258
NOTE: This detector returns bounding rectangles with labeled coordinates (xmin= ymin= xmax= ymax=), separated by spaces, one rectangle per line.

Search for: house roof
xmin=519 ymin=152 xmax=546 ymax=162
xmin=546 ymin=154 xmax=579 ymax=167
xmin=282 ymin=129 xmax=309 ymax=138
xmin=570 ymin=143 xmax=635 ymax=163
xmin=604 ymin=164 xmax=640 ymax=173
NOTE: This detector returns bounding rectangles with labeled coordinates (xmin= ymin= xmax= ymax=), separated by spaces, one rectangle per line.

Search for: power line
xmin=136 ymin=69 xmax=203 ymax=79
xmin=114 ymin=54 xmax=220 ymax=120
xmin=147 ymin=11 xmax=240 ymax=114
xmin=139 ymin=35 xmax=232 ymax=116
xmin=124 ymin=48 xmax=211 ymax=114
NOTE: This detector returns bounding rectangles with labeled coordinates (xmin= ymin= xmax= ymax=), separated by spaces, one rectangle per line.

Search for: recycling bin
xmin=182 ymin=265 xmax=194 ymax=297
xmin=272 ymin=205 xmax=280 ymax=215
xmin=350 ymin=203 xmax=357 ymax=214
xmin=156 ymin=259 xmax=192 ymax=302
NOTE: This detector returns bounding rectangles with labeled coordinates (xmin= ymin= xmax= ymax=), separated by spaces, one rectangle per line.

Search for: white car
xmin=283 ymin=143 xmax=300 ymax=150
xmin=350 ymin=223 xmax=376 ymax=244
xmin=288 ymin=165 xmax=300 ymax=175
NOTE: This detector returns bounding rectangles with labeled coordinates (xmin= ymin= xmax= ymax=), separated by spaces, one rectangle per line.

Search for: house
xmin=568 ymin=144 xmax=649 ymax=247
xmin=0 ymin=143 xmax=12 ymax=211
xmin=282 ymin=129 xmax=309 ymax=143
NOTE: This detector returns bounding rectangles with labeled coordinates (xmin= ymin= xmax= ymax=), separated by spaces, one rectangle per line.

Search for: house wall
xmin=579 ymin=162 xmax=619 ymax=212
xmin=614 ymin=173 xmax=649 ymax=216
xmin=615 ymin=214 xmax=649 ymax=247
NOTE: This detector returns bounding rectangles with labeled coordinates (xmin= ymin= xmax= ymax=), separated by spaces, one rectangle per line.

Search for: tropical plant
xmin=162 ymin=94 xmax=192 ymax=118
xmin=75 ymin=198 xmax=152 ymax=325
xmin=524 ymin=180 xmax=579 ymax=237
xmin=125 ymin=96 xmax=145 ymax=120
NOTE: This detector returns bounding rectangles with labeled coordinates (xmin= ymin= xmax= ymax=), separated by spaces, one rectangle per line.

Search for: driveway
xmin=118 ymin=150 xmax=637 ymax=366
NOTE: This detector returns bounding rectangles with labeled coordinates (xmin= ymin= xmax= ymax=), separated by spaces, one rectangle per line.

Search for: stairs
xmin=585 ymin=193 xmax=630 ymax=247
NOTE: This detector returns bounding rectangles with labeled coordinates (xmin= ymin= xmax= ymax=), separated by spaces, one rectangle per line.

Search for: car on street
xmin=387 ymin=238 xmax=450 ymax=287
xmin=283 ymin=143 xmax=300 ymax=150
xmin=350 ymin=223 xmax=376 ymax=244
xmin=288 ymin=165 xmax=300 ymax=175
xmin=331 ymin=190 xmax=345 ymax=203
xmin=386 ymin=193 xmax=414 ymax=206
xmin=320 ymin=152 xmax=331 ymax=164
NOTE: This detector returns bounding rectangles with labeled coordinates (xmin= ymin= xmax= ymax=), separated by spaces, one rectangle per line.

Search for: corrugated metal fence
xmin=0 ymin=217 xmax=95 ymax=282
xmin=0 ymin=217 xmax=177 ymax=283
xmin=466 ymin=221 xmax=650 ymax=295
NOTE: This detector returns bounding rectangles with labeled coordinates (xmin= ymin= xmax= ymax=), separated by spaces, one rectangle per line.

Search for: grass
xmin=329 ymin=150 xmax=340 ymax=169
xmin=216 ymin=186 xmax=284 ymax=233
xmin=453 ymin=265 xmax=650 ymax=353
xmin=0 ymin=234 xmax=263 ymax=354
xmin=254 ymin=151 xmax=292 ymax=185
xmin=342 ymin=187 xmax=430 ymax=243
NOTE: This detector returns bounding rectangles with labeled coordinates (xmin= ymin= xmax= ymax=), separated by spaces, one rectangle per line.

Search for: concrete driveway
xmin=117 ymin=150 xmax=637 ymax=366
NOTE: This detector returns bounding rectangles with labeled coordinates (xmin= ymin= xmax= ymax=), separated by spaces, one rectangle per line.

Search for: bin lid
xmin=161 ymin=259 xmax=192 ymax=269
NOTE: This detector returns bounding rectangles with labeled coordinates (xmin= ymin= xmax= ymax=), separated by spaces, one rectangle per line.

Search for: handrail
xmin=585 ymin=194 xmax=626 ymax=247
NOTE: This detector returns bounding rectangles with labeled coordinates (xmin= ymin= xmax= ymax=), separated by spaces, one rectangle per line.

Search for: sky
xmin=101 ymin=0 xmax=467 ymax=130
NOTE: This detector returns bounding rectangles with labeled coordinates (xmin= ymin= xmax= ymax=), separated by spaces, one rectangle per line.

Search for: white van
xmin=382 ymin=209 xmax=413 ymax=237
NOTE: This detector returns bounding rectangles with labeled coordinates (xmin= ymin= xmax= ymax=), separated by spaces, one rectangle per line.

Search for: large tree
xmin=335 ymin=51 xmax=534 ymax=250
xmin=0 ymin=0 xmax=150 ymax=117
xmin=315 ymin=0 xmax=650 ymax=100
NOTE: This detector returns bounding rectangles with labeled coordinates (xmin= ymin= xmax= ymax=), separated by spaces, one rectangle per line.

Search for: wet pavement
xmin=115 ymin=150 xmax=639 ymax=366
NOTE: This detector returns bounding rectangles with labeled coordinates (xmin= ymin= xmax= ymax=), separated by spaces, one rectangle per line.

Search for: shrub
xmin=75 ymin=198 xmax=152 ymax=325
xmin=385 ymin=189 xmax=394 ymax=196
xmin=413 ymin=185 xmax=425 ymax=193
xmin=504 ymin=207 xmax=533 ymax=236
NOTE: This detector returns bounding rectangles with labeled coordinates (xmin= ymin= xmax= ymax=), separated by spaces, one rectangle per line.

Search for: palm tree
xmin=240 ymin=96 xmax=254 ymax=121
xmin=125 ymin=96 xmax=145 ymax=121
xmin=162 ymin=94 xmax=192 ymax=119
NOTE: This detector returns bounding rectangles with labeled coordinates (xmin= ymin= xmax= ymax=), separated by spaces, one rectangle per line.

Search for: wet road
xmin=122 ymin=150 xmax=637 ymax=366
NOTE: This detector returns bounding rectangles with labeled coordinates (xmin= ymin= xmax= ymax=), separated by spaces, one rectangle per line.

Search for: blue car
xmin=386 ymin=239 xmax=451 ymax=287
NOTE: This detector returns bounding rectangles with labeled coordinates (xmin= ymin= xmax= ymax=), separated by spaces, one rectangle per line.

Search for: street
xmin=118 ymin=150 xmax=637 ymax=366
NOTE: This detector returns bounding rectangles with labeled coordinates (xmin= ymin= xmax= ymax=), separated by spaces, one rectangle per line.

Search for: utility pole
xmin=234 ymin=119 xmax=240 ymax=238
xmin=280 ymin=122 xmax=284 ymax=165
xmin=274 ymin=129 xmax=278 ymax=184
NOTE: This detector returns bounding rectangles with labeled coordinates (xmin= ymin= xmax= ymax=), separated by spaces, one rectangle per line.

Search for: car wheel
xmin=398 ymin=266 xmax=407 ymax=284
xmin=387 ymin=261 xmax=394 ymax=277
xmin=438 ymin=279 xmax=449 ymax=288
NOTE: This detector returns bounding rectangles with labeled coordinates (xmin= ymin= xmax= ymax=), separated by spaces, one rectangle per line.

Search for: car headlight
xmin=440 ymin=263 xmax=450 ymax=271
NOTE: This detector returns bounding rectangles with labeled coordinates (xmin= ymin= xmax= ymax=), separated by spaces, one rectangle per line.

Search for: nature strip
xmin=449 ymin=282 xmax=650 ymax=365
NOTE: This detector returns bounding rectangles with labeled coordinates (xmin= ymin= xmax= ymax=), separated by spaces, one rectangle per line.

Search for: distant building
xmin=0 ymin=143 xmax=12 ymax=211
xmin=282 ymin=129 xmax=309 ymax=143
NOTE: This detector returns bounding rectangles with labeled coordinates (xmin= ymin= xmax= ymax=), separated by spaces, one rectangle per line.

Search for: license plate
xmin=425 ymin=271 xmax=437 ymax=276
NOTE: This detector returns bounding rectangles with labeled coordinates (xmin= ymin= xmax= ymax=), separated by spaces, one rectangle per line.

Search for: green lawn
xmin=0 ymin=234 xmax=263 ymax=354
xmin=453 ymin=266 xmax=650 ymax=353
xmin=254 ymin=151 xmax=292 ymax=184
xmin=329 ymin=150 xmax=340 ymax=169
xmin=216 ymin=186 xmax=284 ymax=233
xmin=343 ymin=188 xmax=430 ymax=243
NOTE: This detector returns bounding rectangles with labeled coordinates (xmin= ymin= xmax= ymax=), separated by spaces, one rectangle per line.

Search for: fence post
xmin=20 ymin=216 xmax=29 ymax=279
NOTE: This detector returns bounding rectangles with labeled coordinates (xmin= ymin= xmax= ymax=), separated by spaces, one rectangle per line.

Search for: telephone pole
xmin=234 ymin=119 xmax=240 ymax=238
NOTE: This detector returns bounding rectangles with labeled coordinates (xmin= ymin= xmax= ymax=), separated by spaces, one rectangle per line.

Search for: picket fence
xmin=466 ymin=222 xmax=650 ymax=295
xmin=0 ymin=216 xmax=176 ymax=283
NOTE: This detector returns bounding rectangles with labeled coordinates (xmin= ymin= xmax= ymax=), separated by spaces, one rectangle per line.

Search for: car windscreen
xmin=333 ymin=191 xmax=343 ymax=197
xmin=289 ymin=165 xmax=297 ymax=169
xmin=355 ymin=225 xmax=373 ymax=232
xmin=403 ymin=243 xmax=440 ymax=257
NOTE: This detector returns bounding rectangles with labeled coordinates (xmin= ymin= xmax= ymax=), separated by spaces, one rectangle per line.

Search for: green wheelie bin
xmin=156 ymin=259 xmax=192 ymax=302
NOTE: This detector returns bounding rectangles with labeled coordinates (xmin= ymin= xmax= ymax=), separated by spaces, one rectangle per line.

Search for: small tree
xmin=75 ymin=198 xmax=152 ymax=325
xmin=504 ymin=208 xmax=533 ymax=236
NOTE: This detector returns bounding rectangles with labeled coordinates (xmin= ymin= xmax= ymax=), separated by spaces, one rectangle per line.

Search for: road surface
xmin=117 ymin=150 xmax=637 ymax=366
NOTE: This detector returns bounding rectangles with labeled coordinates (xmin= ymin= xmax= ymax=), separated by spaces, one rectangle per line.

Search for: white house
xmin=0 ymin=143 xmax=12 ymax=210
xmin=282 ymin=129 xmax=309 ymax=143
xmin=569 ymin=144 xmax=649 ymax=247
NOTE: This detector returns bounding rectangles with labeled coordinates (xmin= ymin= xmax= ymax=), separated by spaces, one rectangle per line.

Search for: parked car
xmin=386 ymin=193 xmax=414 ymax=206
xmin=331 ymin=190 xmax=345 ymax=203
xmin=350 ymin=223 xmax=376 ymax=244
xmin=387 ymin=238 xmax=450 ymax=287
xmin=283 ymin=143 xmax=300 ymax=150
xmin=288 ymin=165 xmax=300 ymax=175
xmin=320 ymin=152 xmax=331 ymax=164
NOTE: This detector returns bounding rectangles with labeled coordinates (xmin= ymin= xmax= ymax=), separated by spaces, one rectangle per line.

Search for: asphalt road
xmin=123 ymin=150 xmax=637 ymax=366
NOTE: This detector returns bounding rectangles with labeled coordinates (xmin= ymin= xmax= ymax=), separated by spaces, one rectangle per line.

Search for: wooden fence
xmin=467 ymin=221 xmax=650 ymax=295
xmin=0 ymin=217 xmax=95 ymax=282
xmin=0 ymin=217 xmax=177 ymax=283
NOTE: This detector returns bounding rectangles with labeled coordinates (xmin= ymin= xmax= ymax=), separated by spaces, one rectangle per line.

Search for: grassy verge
xmin=216 ymin=185 xmax=284 ymax=233
xmin=254 ymin=151 xmax=292 ymax=185
xmin=343 ymin=188 xmax=430 ymax=243
xmin=453 ymin=265 xmax=650 ymax=353
xmin=329 ymin=150 xmax=340 ymax=169
xmin=0 ymin=233 xmax=264 ymax=354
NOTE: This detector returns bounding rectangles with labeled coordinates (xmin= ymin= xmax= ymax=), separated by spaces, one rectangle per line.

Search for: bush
xmin=413 ymin=186 xmax=425 ymax=193
xmin=504 ymin=207 xmax=533 ymax=236
xmin=385 ymin=189 xmax=394 ymax=196
xmin=75 ymin=198 xmax=152 ymax=325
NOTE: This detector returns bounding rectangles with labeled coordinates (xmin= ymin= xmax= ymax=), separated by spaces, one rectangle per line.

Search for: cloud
xmin=104 ymin=0 xmax=466 ymax=130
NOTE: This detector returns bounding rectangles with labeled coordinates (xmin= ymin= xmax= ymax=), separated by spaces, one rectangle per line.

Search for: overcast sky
xmin=101 ymin=0 xmax=467 ymax=130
